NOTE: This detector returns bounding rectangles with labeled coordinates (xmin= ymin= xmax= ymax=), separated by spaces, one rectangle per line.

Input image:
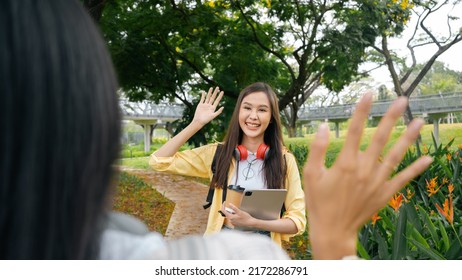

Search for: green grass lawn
xmin=118 ymin=156 xmax=151 ymax=170
xmin=285 ymin=123 xmax=462 ymax=154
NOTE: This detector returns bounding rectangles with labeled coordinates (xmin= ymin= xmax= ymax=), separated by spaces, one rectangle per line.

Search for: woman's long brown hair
xmin=210 ymin=82 xmax=287 ymax=190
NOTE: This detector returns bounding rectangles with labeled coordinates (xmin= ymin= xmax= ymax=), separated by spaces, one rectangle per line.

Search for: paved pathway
xmin=121 ymin=168 xmax=210 ymax=240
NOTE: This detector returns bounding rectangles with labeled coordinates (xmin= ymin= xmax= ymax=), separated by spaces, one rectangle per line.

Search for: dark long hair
xmin=0 ymin=0 xmax=121 ymax=259
xmin=210 ymin=82 xmax=287 ymax=190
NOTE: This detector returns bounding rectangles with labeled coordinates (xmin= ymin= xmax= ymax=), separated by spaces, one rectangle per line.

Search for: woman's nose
xmin=249 ymin=109 xmax=258 ymax=119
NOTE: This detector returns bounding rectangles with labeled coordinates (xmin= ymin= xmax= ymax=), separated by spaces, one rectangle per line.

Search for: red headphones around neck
xmin=234 ymin=143 xmax=270 ymax=161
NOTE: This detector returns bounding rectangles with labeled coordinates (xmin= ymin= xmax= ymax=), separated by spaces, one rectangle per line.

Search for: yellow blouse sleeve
xmin=149 ymin=143 xmax=218 ymax=179
xmin=280 ymin=152 xmax=307 ymax=240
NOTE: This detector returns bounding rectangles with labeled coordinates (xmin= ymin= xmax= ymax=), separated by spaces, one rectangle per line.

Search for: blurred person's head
xmin=0 ymin=0 xmax=121 ymax=259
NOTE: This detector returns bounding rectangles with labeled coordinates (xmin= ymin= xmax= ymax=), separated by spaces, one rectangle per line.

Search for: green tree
xmin=417 ymin=61 xmax=462 ymax=95
xmin=96 ymin=0 xmax=407 ymax=141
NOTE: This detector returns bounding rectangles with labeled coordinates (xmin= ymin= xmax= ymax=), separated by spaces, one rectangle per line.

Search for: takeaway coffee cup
xmin=225 ymin=185 xmax=245 ymax=213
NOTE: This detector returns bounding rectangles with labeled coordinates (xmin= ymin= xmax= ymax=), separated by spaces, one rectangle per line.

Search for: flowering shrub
xmin=358 ymin=138 xmax=462 ymax=259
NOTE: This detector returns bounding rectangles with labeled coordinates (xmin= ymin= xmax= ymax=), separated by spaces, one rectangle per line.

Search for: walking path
xmin=121 ymin=168 xmax=210 ymax=240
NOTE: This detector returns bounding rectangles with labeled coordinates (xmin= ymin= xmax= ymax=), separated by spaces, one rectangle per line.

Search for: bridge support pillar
xmin=428 ymin=113 xmax=447 ymax=146
xmin=334 ymin=122 xmax=340 ymax=138
xmin=133 ymin=120 xmax=157 ymax=153
xmin=143 ymin=124 xmax=151 ymax=153
xmin=332 ymin=119 xmax=347 ymax=138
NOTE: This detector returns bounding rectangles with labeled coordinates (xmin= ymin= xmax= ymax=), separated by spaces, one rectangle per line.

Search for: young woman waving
xmin=150 ymin=83 xmax=306 ymax=246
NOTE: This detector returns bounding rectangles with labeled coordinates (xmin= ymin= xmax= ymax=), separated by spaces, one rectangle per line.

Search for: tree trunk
xmin=165 ymin=122 xmax=175 ymax=138
xmin=287 ymin=126 xmax=296 ymax=138
xmin=150 ymin=124 xmax=156 ymax=145
xmin=403 ymin=103 xmax=423 ymax=143
xmin=402 ymin=104 xmax=414 ymax=125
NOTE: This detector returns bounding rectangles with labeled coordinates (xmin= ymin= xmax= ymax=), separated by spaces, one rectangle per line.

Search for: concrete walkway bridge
xmin=298 ymin=91 xmax=462 ymax=142
xmin=120 ymin=92 xmax=462 ymax=151
xmin=120 ymin=99 xmax=184 ymax=152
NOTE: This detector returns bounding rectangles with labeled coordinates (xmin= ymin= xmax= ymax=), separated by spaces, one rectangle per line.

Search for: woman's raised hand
xmin=193 ymin=87 xmax=224 ymax=126
xmin=152 ymin=86 xmax=224 ymax=158
xmin=303 ymin=93 xmax=433 ymax=259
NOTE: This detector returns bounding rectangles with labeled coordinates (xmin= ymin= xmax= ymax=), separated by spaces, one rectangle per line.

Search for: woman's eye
xmin=259 ymin=108 xmax=267 ymax=112
xmin=243 ymin=106 xmax=251 ymax=110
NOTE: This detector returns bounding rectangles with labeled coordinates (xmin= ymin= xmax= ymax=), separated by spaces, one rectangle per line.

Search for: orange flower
xmin=371 ymin=212 xmax=382 ymax=226
xmin=423 ymin=144 xmax=428 ymax=154
xmin=406 ymin=188 xmax=415 ymax=200
xmin=389 ymin=193 xmax=404 ymax=212
xmin=426 ymin=177 xmax=441 ymax=197
xmin=448 ymin=183 xmax=454 ymax=195
xmin=447 ymin=153 xmax=452 ymax=161
xmin=458 ymin=144 xmax=462 ymax=150
xmin=442 ymin=177 xmax=449 ymax=185
xmin=436 ymin=196 xmax=454 ymax=225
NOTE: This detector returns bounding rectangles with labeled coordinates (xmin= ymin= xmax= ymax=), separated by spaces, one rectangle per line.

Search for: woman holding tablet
xmin=150 ymin=82 xmax=306 ymax=246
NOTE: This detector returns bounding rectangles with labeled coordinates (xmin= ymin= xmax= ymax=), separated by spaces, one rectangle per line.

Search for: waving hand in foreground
xmin=303 ymin=93 xmax=433 ymax=259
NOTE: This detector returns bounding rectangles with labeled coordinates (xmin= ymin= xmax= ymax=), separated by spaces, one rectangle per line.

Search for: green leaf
xmin=380 ymin=207 xmax=396 ymax=230
xmin=392 ymin=206 xmax=407 ymax=259
xmin=437 ymin=219 xmax=450 ymax=252
xmin=435 ymin=157 xmax=452 ymax=178
xmin=444 ymin=237 xmax=462 ymax=260
xmin=357 ymin=240 xmax=371 ymax=260
xmin=409 ymin=239 xmax=445 ymax=260
xmin=406 ymin=201 xmax=422 ymax=232
xmin=420 ymin=207 xmax=439 ymax=246
xmin=375 ymin=229 xmax=390 ymax=260
xmin=451 ymin=156 xmax=460 ymax=182
xmin=409 ymin=226 xmax=430 ymax=248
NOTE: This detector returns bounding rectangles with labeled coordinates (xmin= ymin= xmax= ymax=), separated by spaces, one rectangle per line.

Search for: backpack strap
xmin=203 ymin=144 xmax=224 ymax=209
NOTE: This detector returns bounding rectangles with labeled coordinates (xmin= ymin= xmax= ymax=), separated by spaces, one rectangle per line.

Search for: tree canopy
xmin=91 ymin=0 xmax=412 ymax=141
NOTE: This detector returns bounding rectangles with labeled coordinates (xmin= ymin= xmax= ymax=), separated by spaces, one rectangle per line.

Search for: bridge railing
xmin=298 ymin=91 xmax=462 ymax=121
xmin=120 ymin=99 xmax=184 ymax=120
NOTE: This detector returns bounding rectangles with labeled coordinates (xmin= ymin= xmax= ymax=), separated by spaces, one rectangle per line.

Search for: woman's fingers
xmin=375 ymin=118 xmax=425 ymax=183
xmin=209 ymin=87 xmax=220 ymax=104
xmin=212 ymin=90 xmax=224 ymax=107
xmin=365 ymin=97 xmax=408 ymax=164
xmin=304 ymin=123 xmax=329 ymax=182
xmin=204 ymin=86 xmax=221 ymax=104
xmin=385 ymin=156 xmax=433 ymax=198
xmin=199 ymin=90 xmax=206 ymax=104
xmin=336 ymin=93 xmax=372 ymax=165
xmin=205 ymin=87 xmax=213 ymax=103
xmin=212 ymin=106 xmax=224 ymax=118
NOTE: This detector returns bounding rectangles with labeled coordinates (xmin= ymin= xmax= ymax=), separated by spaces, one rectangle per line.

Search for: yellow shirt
xmin=149 ymin=143 xmax=306 ymax=246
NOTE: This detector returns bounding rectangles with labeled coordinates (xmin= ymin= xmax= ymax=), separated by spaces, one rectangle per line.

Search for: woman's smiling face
xmin=239 ymin=91 xmax=272 ymax=142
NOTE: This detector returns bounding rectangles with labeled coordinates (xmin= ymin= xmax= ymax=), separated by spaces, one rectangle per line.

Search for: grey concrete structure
xmin=298 ymin=92 xmax=462 ymax=142
xmin=120 ymin=92 xmax=462 ymax=151
xmin=120 ymin=99 xmax=184 ymax=152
